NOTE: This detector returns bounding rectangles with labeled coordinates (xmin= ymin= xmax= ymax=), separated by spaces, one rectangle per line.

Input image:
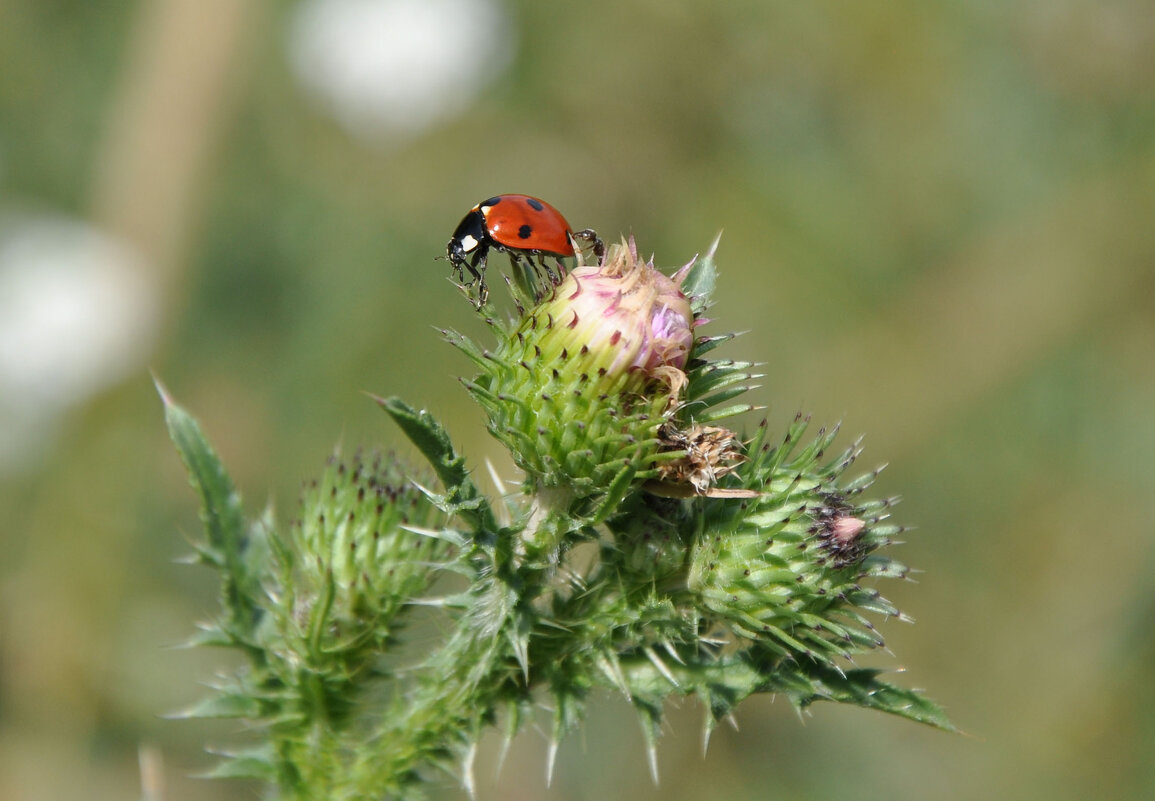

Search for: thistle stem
xmin=352 ymin=578 xmax=516 ymax=796
xmin=520 ymin=484 xmax=576 ymax=562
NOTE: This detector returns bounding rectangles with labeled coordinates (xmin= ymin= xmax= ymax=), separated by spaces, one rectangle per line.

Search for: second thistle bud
xmin=458 ymin=239 xmax=695 ymax=514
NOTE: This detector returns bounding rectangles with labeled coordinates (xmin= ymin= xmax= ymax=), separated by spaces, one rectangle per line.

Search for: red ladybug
xmin=446 ymin=194 xmax=602 ymax=305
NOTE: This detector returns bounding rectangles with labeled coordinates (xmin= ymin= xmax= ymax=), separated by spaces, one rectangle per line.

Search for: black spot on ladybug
xmin=482 ymin=196 xmax=503 ymax=208
xmin=526 ymin=197 xmax=544 ymax=211
xmin=518 ymin=224 xmax=533 ymax=239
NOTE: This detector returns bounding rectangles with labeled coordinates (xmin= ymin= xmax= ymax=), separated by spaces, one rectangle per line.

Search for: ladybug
xmin=446 ymin=194 xmax=603 ymax=305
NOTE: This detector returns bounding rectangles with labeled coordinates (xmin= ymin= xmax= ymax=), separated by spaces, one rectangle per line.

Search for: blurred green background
xmin=2 ymin=0 xmax=1153 ymax=799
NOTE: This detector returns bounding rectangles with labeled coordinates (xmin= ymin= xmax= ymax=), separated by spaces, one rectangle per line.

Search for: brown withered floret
xmin=646 ymin=422 xmax=757 ymax=499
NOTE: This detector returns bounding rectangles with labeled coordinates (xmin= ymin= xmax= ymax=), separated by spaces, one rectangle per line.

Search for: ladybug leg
xmin=549 ymin=256 xmax=567 ymax=286
xmin=449 ymin=243 xmax=485 ymax=284
xmin=468 ymin=246 xmax=487 ymax=283
xmin=514 ymin=250 xmax=547 ymax=288
xmin=535 ymin=252 xmax=562 ymax=286
xmin=527 ymin=254 xmax=553 ymax=299
xmin=466 ymin=247 xmax=490 ymax=306
xmin=572 ymin=229 xmax=605 ymax=262
xmin=447 ymin=252 xmax=465 ymax=283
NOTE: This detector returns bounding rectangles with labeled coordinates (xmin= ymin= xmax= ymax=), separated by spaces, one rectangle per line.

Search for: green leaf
xmin=684 ymin=360 xmax=758 ymax=398
xmin=158 ymin=379 xmax=263 ymax=644
xmin=373 ymin=394 xmax=497 ymax=533
xmin=171 ymin=691 xmax=264 ymax=720
xmin=589 ymin=460 xmax=640 ymax=525
xmin=181 ymin=623 xmax=234 ymax=648
xmin=441 ymin=327 xmax=490 ymax=370
xmin=688 ymin=332 xmax=738 ymax=360
xmin=786 ymin=661 xmax=957 ymax=732
xmin=695 ymin=403 xmax=760 ymax=423
xmin=633 ymin=698 xmax=664 ymax=785
xmin=681 ymin=233 xmax=721 ymax=314
xmin=196 ymin=746 xmax=278 ymax=781
xmin=693 ymin=385 xmax=759 ymax=414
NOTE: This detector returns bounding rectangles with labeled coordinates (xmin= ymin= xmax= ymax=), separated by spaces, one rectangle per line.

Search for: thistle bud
xmin=290 ymin=451 xmax=447 ymax=656
xmin=540 ymin=239 xmax=694 ymax=387
xmin=687 ymin=420 xmax=903 ymax=663
xmin=458 ymin=239 xmax=695 ymax=515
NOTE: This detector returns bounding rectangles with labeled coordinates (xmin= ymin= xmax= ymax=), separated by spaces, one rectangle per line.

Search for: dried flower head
xmin=646 ymin=421 xmax=755 ymax=498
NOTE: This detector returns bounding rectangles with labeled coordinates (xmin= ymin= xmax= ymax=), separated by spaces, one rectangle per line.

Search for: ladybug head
xmin=446 ymin=208 xmax=489 ymax=270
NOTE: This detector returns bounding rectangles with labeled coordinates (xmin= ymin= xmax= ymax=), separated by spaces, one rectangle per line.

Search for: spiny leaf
xmin=589 ymin=460 xmax=641 ymax=525
xmin=181 ymin=624 xmax=233 ymax=649
xmin=695 ymin=403 xmax=761 ymax=423
xmin=680 ymin=233 xmax=720 ymax=313
xmin=158 ymin=379 xmax=263 ymax=645
xmin=689 ymin=332 xmax=739 ymax=360
xmin=633 ymin=698 xmax=663 ymax=785
xmin=684 ymin=360 xmax=758 ymax=398
xmin=171 ymin=691 xmax=264 ymax=720
xmin=789 ymin=662 xmax=958 ymax=732
xmin=373 ymin=395 xmax=497 ymax=533
xmin=441 ymin=327 xmax=489 ymax=369
xmin=693 ymin=385 xmax=760 ymax=414
xmin=195 ymin=746 xmax=278 ymax=781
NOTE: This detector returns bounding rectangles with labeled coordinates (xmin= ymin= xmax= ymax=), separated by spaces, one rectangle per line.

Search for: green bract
xmin=448 ymin=240 xmax=697 ymax=551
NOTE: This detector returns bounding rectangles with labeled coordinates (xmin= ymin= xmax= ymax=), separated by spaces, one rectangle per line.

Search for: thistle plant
xmin=163 ymin=236 xmax=953 ymax=800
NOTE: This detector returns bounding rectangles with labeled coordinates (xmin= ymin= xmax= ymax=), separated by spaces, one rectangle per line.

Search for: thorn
xmin=546 ymin=740 xmax=559 ymax=788
xmin=644 ymin=646 xmax=680 ymax=688
xmin=706 ymin=229 xmax=724 ymax=260
xmin=671 ymin=254 xmax=698 ymax=284
xmin=661 ymin=640 xmax=685 ymax=666
xmin=406 ymin=479 xmax=443 ymax=503
xmin=462 ymin=741 xmax=478 ymax=800
xmin=404 ymin=596 xmax=454 ymax=607
xmin=646 ymin=741 xmax=660 ymax=787
xmin=151 ymin=372 xmax=173 ymax=406
xmin=506 ymin=626 xmax=530 ymax=684
xmin=484 ymin=458 xmax=511 ymax=527
xmin=596 ymin=652 xmax=632 ymax=700
xmin=398 ymin=524 xmax=465 ymax=546
xmin=495 ymin=732 xmax=512 ymax=780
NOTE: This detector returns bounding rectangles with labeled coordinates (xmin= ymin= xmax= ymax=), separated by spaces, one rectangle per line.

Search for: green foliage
xmin=165 ymin=245 xmax=952 ymax=800
xmin=160 ymin=380 xmax=266 ymax=654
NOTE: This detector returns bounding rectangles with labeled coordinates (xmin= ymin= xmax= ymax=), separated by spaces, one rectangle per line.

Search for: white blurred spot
xmin=0 ymin=214 xmax=159 ymax=471
xmin=289 ymin=0 xmax=515 ymax=142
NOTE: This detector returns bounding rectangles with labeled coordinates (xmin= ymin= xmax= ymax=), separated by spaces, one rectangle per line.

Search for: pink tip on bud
xmin=830 ymin=515 xmax=866 ymax=546
xmin=542 ymin=237 xmax=694 ymax=389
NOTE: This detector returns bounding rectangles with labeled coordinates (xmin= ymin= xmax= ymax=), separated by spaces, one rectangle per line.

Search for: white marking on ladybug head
xmin=458 ymin=234 xmax=480 ymax=253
